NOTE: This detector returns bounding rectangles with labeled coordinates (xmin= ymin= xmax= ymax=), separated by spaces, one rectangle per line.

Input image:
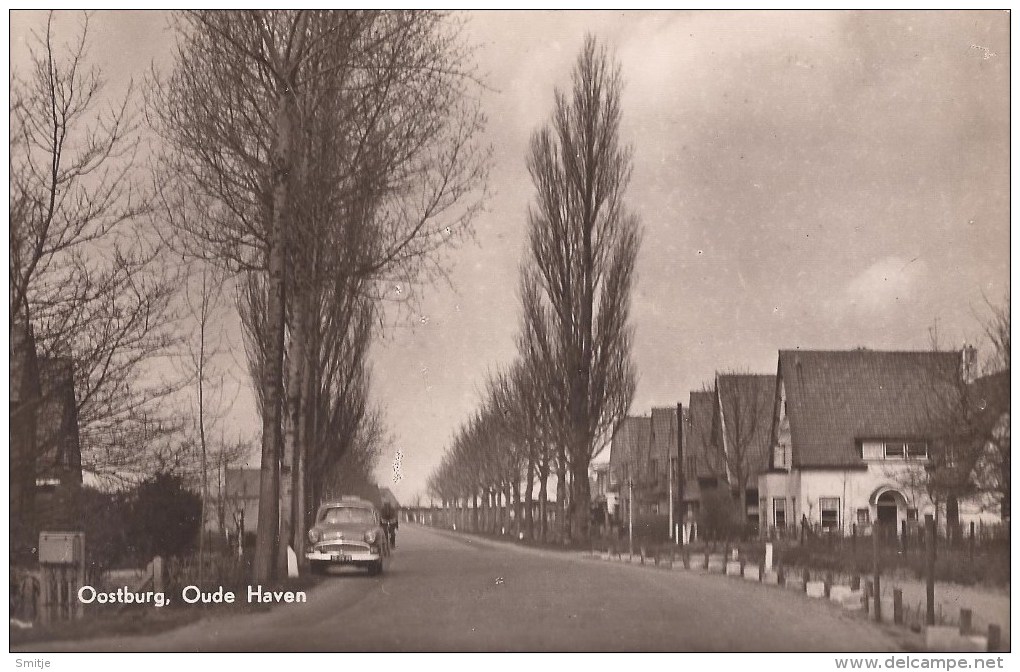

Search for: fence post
xmin=901 ymin=520 xmax=908 ymax=555
xmin=893 ymin=589 xmax=903 ymax=625
xmin=960 ymin=608 xmax=972 ymax=635
xmin=851 ymin=574 xmax=860 ymax=591
xmin=802 ymin=568 xmax=810 ymax=593
xmin=863 ymin=580 xmax=872 ymax=615
xmin=872 ymin=530 xmax=882 ymax=623
xmin=969 ymin=522 xmax=975 ymax=563
xmin=824 ymin=571 xmax=832 ymax=598
xmin=925 ymin=515 xmax=936 ymax=626
xmin=987 ymin=624 xmax=1001 ymax=652
xmin=777 ymin=565 xmax=785 ymax=586
xmin=704 ymin=549 xmax=709 ymax=570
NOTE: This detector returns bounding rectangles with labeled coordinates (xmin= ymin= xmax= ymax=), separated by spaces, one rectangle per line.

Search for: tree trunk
xmin=556 ymin=447 xmax=568 ymax=543
xmin=525 ymin=455 xmax=535 ymax=540
xmin=253 ymin=90 xmax=294 ymax=585
xmin=538 ymin=464 xmax=549 ymax=542
xmin=570 ymin=458 xmax=591 ymax=543
xmin=512 ymin=478 xmax=522 ymax=538
xmin=278 ymin=293 xmax=307 ymax=576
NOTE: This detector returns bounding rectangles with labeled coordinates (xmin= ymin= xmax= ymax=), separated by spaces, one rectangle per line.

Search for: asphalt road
xmin=26 ymin=524 xmax=902 ymax=652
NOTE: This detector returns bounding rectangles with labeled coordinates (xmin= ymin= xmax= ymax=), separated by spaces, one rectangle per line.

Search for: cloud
xmin=843 ymin=256 xmax=927 ymax=314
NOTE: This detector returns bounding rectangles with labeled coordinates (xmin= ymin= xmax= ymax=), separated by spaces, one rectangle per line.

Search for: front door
xmin=876 ymin=491 xmax=899 ymax=539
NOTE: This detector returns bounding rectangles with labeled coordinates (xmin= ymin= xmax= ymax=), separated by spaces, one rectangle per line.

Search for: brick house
xmin=757 ymin=349 xmax=981 ymax=537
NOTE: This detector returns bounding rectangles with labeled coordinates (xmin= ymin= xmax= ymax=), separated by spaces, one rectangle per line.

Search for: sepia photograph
xmin=7 ymin=8 xmax=1011 ymax=663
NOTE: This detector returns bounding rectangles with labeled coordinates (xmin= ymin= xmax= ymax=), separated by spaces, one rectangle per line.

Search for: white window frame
xmin=819 ymin=497 xmax=840 ymax=530
xmin=773 ymin=497 xmax=787 ymax=528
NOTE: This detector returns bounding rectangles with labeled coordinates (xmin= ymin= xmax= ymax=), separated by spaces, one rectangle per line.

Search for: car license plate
xmin=331 ymin=553 xmax=352 ymax=563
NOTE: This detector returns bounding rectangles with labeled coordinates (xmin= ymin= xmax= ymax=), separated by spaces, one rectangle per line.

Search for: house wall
xmin=760 ymin=463 xmax=938 ymax=535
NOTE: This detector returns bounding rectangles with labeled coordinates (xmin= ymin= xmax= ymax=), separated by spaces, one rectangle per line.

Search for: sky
xmin=9 ymin=10 xmax=1011 ymax=504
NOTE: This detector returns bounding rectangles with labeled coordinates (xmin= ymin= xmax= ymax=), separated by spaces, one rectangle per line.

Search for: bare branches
xmin=10 ymin=11 xmax=180 ymax=478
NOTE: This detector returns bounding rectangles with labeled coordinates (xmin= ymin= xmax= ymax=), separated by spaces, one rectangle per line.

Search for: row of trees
xmin=10 ymin=11 xmax=489 ymax=581
xmin=427 ymin=36 xmax=641 ymax=544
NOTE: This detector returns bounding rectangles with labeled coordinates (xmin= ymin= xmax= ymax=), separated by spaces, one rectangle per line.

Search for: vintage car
xmin=305 ymin=497 xmax=390 ymax=575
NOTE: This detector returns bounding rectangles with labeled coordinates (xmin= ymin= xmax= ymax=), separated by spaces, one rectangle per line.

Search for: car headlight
xmin=308 ymin=528 xmax=322 ymax=544
xmin=364 ymin=530 xmax=378 ymax=544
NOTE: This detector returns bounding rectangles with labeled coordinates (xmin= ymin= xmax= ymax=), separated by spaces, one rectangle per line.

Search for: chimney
xmin=961 ymin=345 xmax=978 ymax=383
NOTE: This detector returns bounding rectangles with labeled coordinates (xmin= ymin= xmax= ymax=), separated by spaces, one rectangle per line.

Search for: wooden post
xmin=683 ymin=547 xmax=690 ymax=570
xmin=759 ymin=560 xmax=765 ymax=582
xmin=851 ymin=574 xmax=860 ymax=591
xmin=960 ymin=608 xmax=972 ymax=635
xmin=901 ymin=520 xmax=908 ymax=555
xmin=704 ymin=550 xmax=709 ymax=570
xmin=987 ymin=624 xmax=1001 ymax=652
xmin=777 ymin=565 xmax=785 ymax=586
xmin=824 ymin=571 xmax=833 ymax=598
xmin=802 ymin=568 xmax=810 ymax=592
xmin=864 ymin=580 xmax=872 ymax=615
xmin=873 ymin=527 xmax=882 ymax=623
xmin=969 ymin=522 xmax=975 ymax=562
xmin=893 ymin=589 xmax=903 ymax=625
xmin=925 ymin=516 xmax=936 ymax=626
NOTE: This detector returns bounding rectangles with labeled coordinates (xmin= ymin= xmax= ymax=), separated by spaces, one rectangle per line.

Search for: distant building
xmin=9 ymin=317 xmax=84 ymax=563
xmin=224 ymin=468 xmax=261 ymax=541
xmin=34 ymin=358 xmax=84 ymax=533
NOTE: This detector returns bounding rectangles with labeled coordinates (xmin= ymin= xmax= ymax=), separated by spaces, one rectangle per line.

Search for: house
xmin=9 ymin=317 xmax=85 ymax=563
xmin=608 ymin=415 xmax=651 ymax=519
xmin=647 ymin=406 xmax=680 ymax=517
xmin=10 ymin=318 xmax=41 ymax=561
xmin=758 ymin=349 xmax=972 ymax=537
xmin=680 ymin=390 xmax=721 ymax=520
xmin=712 ymin=373 xmax=776 ymax=530
xmin=34 ymin=358 xmax=84 ymax=533
xmin=224 ymin=468 xmax=261 ymax=542
xmin=589 ymin=462 xmax=617 ymax=525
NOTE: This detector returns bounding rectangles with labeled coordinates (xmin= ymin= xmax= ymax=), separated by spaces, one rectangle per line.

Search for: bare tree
xmin=711 ymin=373 xmax=775 ymax=525
xmin=10 ymin=11 xmax=180 ymax=480
xmin=520 ymin=35 xmax=640 ymax=542
xmin=153 ymin=10 xmax=488 ymax=581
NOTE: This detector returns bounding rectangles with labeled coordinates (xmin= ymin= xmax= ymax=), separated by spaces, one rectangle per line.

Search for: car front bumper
xmin=306 ymin=549 xmax=381 ymax=564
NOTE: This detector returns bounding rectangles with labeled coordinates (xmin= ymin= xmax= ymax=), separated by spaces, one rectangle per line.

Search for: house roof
xmin=779 ymin=349 xmax=962 ymax=468
xmin=609 ymin=415 xmax=651 ymax=479
xmin=716 ymin=374 xmax=776 ymax=479
xmin=225 ymin=468 xmax=262 ymax=499
xmin=36 ymin=357 xmax=81 ymax=475
xmin=685 ymin=391 xmax=716 ymax=478
xmin=10 ymin=317 xmax=40 ymax=408
xmin=649 ymin=407 xmax=678 ymax=465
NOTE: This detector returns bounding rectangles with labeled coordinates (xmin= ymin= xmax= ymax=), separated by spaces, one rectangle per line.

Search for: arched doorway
xmin=876 ymin=491 xmax=899 ymax=528
xmin=872 ymin=489 xmax=906 ymax=541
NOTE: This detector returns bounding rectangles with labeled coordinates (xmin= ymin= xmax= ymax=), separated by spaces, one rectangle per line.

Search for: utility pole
xmin=668 ymin=437 xmax=674 ymax=540
xmin=628 ymin=476 xmax=634 ymax=558
xmin=676 ymin=402 xmax=685 ymax=545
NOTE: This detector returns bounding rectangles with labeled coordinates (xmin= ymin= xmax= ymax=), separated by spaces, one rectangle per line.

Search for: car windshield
xmin=319 ymin=506 xmax=376 ymax=526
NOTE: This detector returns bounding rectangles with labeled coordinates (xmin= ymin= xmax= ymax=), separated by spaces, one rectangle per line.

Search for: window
xmin=884 ymin=442 xmax=905 ymax=459
xmin=819 ymin=497 xmax=840 ymax=531
xmin=856 ymin=508 xmax=870 ymax=525
xmin=862 ymin=442 xmax=884 ymax=460
xmin=906 ymin=442 xmax=928 ymax=459
xmin=773 ymin=497 xmax=787 ymax=528
xmin=907 ymin=508 xmax=918 ymax=522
